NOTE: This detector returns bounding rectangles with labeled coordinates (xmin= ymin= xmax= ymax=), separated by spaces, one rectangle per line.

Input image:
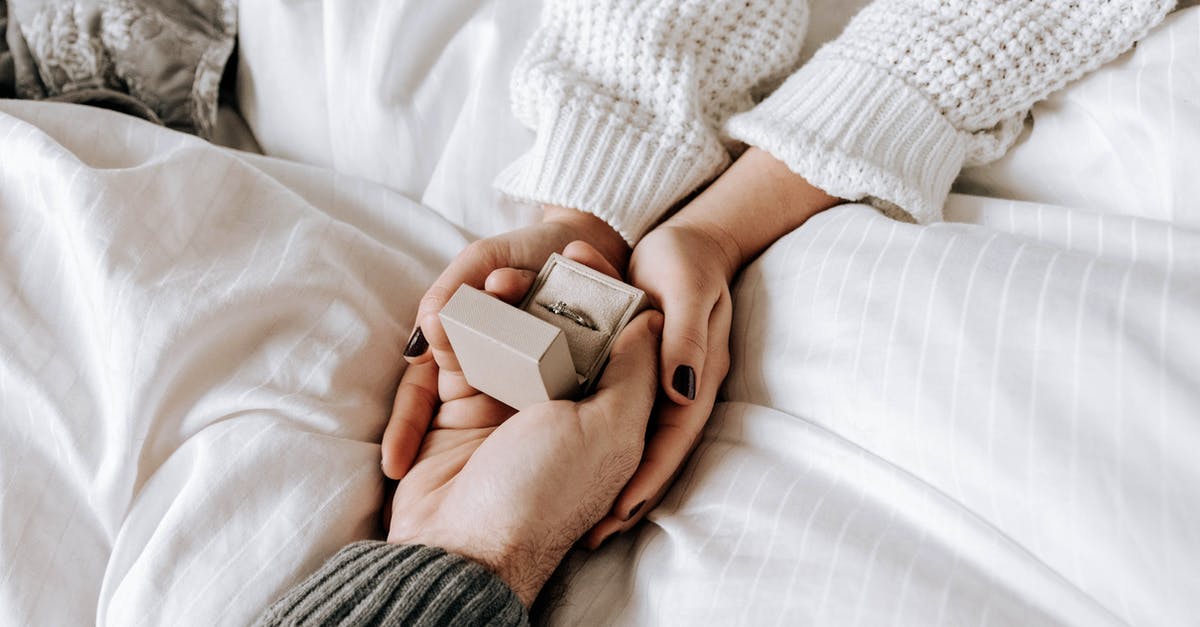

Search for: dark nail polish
xmin=624 ymin=500 xmax=646 ymax=522
xmin=672 ymin=365 xmax=696 ymax=400
xmin=404 ymin=327 xmax=428 ymax=358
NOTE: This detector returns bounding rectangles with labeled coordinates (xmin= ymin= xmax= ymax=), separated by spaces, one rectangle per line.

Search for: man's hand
xmin=386 ymin=307 xmax=663 ymax=606
xmin=382 ymin=207 xmax=630 ymax=479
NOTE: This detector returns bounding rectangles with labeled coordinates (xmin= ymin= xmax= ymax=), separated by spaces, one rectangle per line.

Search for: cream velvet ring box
xmin=439 ymin=254 xmax=648 ymax=410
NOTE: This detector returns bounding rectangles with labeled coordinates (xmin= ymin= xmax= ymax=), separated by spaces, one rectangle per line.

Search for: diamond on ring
xmin=539 ymin=301 xmax=598 ymax=330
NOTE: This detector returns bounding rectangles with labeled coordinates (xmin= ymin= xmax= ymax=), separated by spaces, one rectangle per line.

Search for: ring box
xmin=439 ymin=254 xmax=647 ymax=410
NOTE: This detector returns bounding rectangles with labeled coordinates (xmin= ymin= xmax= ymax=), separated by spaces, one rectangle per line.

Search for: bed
xmin=1 ymin=1 xmax=1197 ymax=625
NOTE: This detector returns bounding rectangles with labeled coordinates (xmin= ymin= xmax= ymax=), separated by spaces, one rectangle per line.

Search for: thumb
xmin=658 ymin=289 xmax=714 ymax=405
xmin=584 ymin=310 xmax=663 ymax=432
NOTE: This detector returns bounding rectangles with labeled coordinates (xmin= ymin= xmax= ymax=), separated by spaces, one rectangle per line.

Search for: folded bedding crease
xmin=1 ymin=2 xmax=1198 ymax=626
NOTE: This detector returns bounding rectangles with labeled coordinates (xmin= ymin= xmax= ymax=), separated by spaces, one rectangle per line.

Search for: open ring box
xmin=439 ymin=253 xmax=648 ymax=410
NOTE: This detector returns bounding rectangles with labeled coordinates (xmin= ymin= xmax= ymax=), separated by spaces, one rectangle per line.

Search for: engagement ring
xmin=539 ymin=301 xmax=598 ymax=330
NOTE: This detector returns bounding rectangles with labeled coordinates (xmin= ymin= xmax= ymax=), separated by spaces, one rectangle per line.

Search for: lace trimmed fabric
xmin=3 ymin=0 xmax=236 ymax=138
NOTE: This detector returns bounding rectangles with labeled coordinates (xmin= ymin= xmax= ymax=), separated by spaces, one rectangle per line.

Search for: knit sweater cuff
xmin=255 ymin=541 xmax=528 ymax=627
xmin=726 ymin=56 xmax=969 ymax=225
xmin=494 ymin=96 xmax=729 ymax=245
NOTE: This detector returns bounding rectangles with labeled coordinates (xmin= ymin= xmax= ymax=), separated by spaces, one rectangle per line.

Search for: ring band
xmin=539 ymin=301 xmax=597 ymax=330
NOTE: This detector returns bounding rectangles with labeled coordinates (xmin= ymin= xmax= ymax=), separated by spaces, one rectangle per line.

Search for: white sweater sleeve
xmin=726 ymin=0 xmax=1176 ymax=224
xmin=493 ymin=0 xmax=811 ymax=244
xmin=497 ymin=1 xmax=1174 ymax=238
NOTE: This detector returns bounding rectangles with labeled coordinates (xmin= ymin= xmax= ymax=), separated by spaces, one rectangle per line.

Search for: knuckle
xmin=672 ymin=326 xmax=708 ymax=358
xmin=462 ymin=239 xmax=491 ymax=259
xmin=419 ymin=286 xmax=453 ymax=315
xmin=477 ymin=238 xmax=511 ymax=267
xmin=397 ymin=381 xmax=438 ymax=414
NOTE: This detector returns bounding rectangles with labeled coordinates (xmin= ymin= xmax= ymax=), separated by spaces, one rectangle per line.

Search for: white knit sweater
xmin=494 ymin=0 xmax=1175 ymax=243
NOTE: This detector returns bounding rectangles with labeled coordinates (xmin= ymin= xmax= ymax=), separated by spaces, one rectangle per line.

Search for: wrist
xmin=658 ymin=148 xmax=841 ymax=277
xmin=487 ymin=542 xmax=566 ymax=608
xmin=446 ymin=538 xmax=564 ymax=608
xmin=404 ymin=530 xmax=566 ymax=608
xmin=541 ymin=205 xmax=631 ymax=273
xmin=661 ymin=217 xmax=744 ymax=284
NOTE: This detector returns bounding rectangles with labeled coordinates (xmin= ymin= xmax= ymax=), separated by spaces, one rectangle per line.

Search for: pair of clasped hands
xmin=378 ymin=204 xmax=734 ymax=605
xmin=377 ymin=148 xmax=840 ymax=605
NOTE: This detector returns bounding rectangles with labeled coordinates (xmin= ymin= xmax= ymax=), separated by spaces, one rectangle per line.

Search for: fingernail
xmin=624 ymin=500 xmax=646 ymax=522
xmin=404 ymin=327 xmax=428 ymax=357
xmin=672 ymin=365 xmax=696 ymax=400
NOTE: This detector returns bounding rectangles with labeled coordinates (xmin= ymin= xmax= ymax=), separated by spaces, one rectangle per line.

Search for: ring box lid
xmin=439 ymin=284 xmax=579 ymax=410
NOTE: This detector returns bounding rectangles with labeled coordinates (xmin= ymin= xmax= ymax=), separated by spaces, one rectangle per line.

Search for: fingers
xmin=419 ymin=311 xmax=475 ymax=402
xmin=381 ymin=359 xmax=440 ymax=479
xmin=563 ymin=240 xmax=621 ymax=280
xmin=580 ymin=399 xmax=710 ymax=549
xmin=431 ymin=391 xmax=516 ymax=430
xmin=424 ymin=270 xmax=539 ymax=403
xmin=584 ymin=310 xmax=664 ymax=434
xmin=424 ymin=238 xmax=628 ymax=403
xmin=484 ymin=268 xmax=537 ymax=303
xmin=581 ymin=514 xmax=626 ymax=550
xmin=405 ymin=239 xmax=512 ymax=364
xmin=609 ymin=416 xmax=705 ymax=525
xmin=658 ymin=288 xmax=715 ymax=406
xmin=405 ymin=235 xmax=618 ymax=365
xmin=585 ymin=291 xmax=733 ymax=547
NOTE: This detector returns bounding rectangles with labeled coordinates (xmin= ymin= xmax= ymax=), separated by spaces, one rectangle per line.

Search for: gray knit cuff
xmin=255 ymin=541 xmax=529 ymax=627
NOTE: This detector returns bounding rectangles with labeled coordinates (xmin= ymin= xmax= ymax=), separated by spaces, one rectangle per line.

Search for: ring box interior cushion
xmin=439 ymin=254 xmax=647 ymax=410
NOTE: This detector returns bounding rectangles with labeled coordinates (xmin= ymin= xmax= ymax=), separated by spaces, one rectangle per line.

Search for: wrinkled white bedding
xmin=0 ymin=101 xmax=469 ymax=625
xmin=2 ymin=2 xmax=1198 ymax=626
xmin=554 ymin=197 xmax=1200 ymax=625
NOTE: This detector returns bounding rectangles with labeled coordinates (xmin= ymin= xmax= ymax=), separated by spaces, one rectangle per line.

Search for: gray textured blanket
xmin=1 ymin=0 xmax=236 ymax=138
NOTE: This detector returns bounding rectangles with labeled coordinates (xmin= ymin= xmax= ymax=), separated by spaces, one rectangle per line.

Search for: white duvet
xmin=2 ymin=2 xmax=1199 ymax=626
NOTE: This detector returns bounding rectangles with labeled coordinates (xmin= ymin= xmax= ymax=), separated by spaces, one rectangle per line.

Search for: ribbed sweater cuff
xmin=726 ymin=56 xmax=968 ymax=225
xmin=255 ymin=541 xmax=528 ymax=627
xmin=494 ymin=97 xmax=729 ymax=244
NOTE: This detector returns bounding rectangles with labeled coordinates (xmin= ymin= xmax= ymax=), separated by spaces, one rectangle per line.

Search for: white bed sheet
xmin=541 ymin=9 xmax=1200 ymax=623
xmin=0 ymin=100 xmax=469 ymax=626
xmin=548 ymin=198 xmax=1200 ymax=625
xmin=1 ymin=3 xmax=1198 ymax=626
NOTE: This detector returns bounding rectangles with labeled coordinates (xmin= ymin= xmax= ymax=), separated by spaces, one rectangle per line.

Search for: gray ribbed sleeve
xmin=255 ymin=541 xmax=529 ymax=627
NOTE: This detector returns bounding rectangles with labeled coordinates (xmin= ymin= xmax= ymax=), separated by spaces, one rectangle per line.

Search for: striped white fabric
xmin=544 ymin=7 xmax=1200 ymax=625
xmin=548 ymin=201 xmax=1198 ymax=625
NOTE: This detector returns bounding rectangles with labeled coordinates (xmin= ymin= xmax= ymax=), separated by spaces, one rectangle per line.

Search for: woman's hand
xmin=386 ymin=304 xmax=663 ymax=607
xmin=581 ymin=222 xmax=735 ymax=546
xmin=583 ymin=148 xmax=842 ymax=542
xmin=382 ymin=207 xmax=630 ymax=479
